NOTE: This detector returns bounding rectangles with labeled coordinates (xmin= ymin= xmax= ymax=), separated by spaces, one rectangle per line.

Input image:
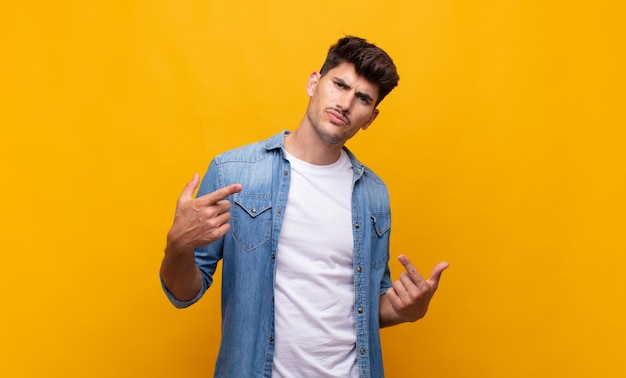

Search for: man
xmin=160 ymin=36 xmax=448 ymax=377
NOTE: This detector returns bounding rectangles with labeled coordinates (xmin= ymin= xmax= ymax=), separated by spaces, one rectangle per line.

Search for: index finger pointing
xmin=198 ymin=183 xmax=243 ymax=205
xmin=398 ymin=254 xmax=424 ymax=281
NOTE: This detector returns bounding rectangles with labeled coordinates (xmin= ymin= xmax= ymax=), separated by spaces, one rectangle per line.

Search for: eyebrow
xmin=333 ymin=77 xmax=375 ymax=104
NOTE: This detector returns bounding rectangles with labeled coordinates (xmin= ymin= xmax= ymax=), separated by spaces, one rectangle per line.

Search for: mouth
xmin=326 ymin=108 xmax=350 ymax=126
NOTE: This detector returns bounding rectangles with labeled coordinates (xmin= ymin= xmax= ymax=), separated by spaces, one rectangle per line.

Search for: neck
xmin=285 ymin=122 xmax=345 ymax=166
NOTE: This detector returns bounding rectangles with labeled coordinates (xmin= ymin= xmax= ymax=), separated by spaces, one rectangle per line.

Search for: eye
xmin=334 ymin=80 xmax=347 ymax=89
xmin=357 ymin=94 xmax=371 ymax=104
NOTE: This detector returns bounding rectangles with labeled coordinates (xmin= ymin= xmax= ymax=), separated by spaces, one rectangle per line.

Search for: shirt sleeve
xmin=159 ymin=158 xmax=225 ymax=308
xmin=379 ymin=259 xmax=393 ymax=296
xmin=160 ymin=275 xmax=207 ymax=308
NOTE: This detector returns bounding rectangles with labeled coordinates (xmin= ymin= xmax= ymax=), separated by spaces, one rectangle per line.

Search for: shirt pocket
xmin=232 ymin=193 xmax=272 ymax=252
xmin=370 ymin=212 xmax=391 ymax=269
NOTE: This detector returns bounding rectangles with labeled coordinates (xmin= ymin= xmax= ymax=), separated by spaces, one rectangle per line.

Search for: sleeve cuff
xmin=160 ymin=275 xmax=204 ymax=308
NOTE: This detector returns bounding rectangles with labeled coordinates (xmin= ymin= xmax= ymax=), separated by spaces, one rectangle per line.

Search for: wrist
xmin=164 ymin=238 xmax=194 ymax=257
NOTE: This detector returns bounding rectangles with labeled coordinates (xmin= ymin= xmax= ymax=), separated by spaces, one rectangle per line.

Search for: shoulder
xmin=214 ymin=141 xmax=269 ymax=164
xmin=214 ymin=131 xmax=285 ymax=164
xmin=362 ymin=165 xmax=386 ymax=186
xmin=344 ymin=149 xmax=390 ymax=212
xmin=344 ymin=147 xmax=387 ymax=187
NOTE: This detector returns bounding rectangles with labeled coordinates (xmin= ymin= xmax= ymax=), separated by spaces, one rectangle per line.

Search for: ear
xmin=361 ymin=109 xmax=380 ymax=131
xmin=306 ymin=71 xmax=321 ymax=96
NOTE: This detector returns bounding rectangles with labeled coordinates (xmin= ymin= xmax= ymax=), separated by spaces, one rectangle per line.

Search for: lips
xmin=326 ymin=108 xmax=349 ymax=126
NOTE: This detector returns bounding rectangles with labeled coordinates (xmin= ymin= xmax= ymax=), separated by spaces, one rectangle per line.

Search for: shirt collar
xmin=263 ymin=129 xmax=365 ymax=177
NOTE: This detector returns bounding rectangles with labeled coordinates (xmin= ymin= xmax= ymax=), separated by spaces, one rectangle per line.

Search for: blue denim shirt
xmin=162 ymin=131 xmax=393 ymax=377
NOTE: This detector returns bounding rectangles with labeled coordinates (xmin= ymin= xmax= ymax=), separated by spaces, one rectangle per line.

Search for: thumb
xmin=428 ymin=261 xmax=449 ymax=289
xmin=179 ymin=174 xmax=200 ymax=202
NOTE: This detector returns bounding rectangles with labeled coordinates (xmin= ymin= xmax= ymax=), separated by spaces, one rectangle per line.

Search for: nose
xmin=335 ymin=92 xmax=352 ymax=114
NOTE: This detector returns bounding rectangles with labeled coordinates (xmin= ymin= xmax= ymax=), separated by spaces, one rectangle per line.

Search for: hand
xmin=166 ymin=174 xmax=243 ymax=254
xmin=385 ymin=255 xmax=449 ymax=322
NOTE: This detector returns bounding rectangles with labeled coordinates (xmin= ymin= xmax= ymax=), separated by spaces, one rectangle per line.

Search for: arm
xmin=160 ymin=174 xmax=242 ymax=301
xmin=379 ymin=255 xmax=449 ymax=328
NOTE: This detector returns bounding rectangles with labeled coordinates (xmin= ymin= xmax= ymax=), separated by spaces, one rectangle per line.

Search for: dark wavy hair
xmin=320 ymin=36 xmax=399 ymax=106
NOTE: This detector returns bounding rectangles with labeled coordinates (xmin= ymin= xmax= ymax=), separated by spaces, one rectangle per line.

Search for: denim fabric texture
xmin=162 ymin=131 xmax=393 ymax=377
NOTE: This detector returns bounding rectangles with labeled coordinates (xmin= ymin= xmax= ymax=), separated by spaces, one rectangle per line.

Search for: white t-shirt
xmin=272 ymin=150 xmax=358 ymax=378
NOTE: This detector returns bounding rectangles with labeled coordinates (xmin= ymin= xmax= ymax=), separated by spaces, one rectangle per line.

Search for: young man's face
xmin=304 ymin=62 xmax=380 ymax=146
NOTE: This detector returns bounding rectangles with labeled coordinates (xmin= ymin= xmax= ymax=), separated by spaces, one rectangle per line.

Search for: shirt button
xmin=355 ymin=223 xmax=360 ymax=229
xmin=251 ymin=208 xmax=257 ymax=213
xmin=283 ymin=170 xmax=288 ymax=176
xmin=357 ymin=266 xmax=362 ymax=273
xmin=270 ymin=336 xmax=274 ymax=342
xmin=277 ymin=209 xmax=282 ymax=215
xmin=358 ymin=307 xmax=364 ymax=313
xmin=272 ymin=254 xmax=276 ymax=260
xmin=360 ymin=349 xmax=366 ymax=355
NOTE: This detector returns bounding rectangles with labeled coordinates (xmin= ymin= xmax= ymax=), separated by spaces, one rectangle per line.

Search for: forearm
xmin=160 ymin=244 xmax=203 ymax=302
xmin=379 ymin=293 xmax=410 ymax=328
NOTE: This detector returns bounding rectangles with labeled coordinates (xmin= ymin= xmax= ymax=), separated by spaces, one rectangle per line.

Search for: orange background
xmin=1 ymin=1 xmax=624 ymax=377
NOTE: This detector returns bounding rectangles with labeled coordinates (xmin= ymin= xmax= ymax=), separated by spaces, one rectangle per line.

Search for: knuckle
xmin=206 ymin=229 xmax=223 ymax=241
xmin=201 ymin=208 xmax=217 ymax=220
xmin=205 ymin=217 xmax=219 ymax=229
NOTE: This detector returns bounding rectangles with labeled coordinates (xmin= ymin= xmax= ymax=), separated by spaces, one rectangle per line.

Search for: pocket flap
xmin=370 ymin=213 xmax=391 ymax=237
xmin=234 ymin=194 xmax=272 ymax=218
